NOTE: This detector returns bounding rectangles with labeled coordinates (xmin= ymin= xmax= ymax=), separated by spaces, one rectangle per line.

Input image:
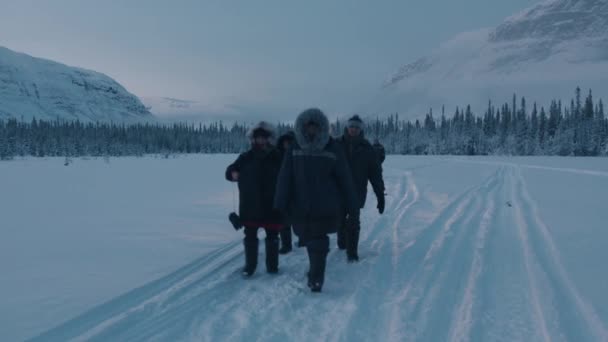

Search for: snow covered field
xmin=1 ymin=155 xmax=608 ymax=341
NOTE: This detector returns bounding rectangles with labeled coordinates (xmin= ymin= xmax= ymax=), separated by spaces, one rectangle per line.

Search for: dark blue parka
xmin=274 ymin=109 xmax=358 ymax=235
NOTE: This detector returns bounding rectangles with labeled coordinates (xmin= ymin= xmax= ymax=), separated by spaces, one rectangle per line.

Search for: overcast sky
xmin=0 ymin=0 xmax=536 ymax=118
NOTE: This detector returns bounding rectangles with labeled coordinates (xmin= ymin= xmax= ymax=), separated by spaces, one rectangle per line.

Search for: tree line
xmin=365 ymin=88 xmax=607 ymax=156
xmin=1 ymin=87 xmax=606 ymax=160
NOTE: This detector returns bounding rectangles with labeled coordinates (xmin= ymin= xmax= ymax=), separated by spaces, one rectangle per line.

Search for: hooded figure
xmin=277 ymin=131 xmax=296 ymax=156
xmin=226 ymin=121 xmax=283 ymax=277
xmin=274 ymin=108 xmax=358 ymax=292
xmin=337 ymin=115 xmax=385 ymax=262
xmin=276 ymin=131 xmax=299 ymax=254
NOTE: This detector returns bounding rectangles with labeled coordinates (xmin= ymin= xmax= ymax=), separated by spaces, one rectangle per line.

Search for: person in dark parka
xmin=337 ymin=115 xmax=385 ymax=262
xmin=274 ymin=108 xmax=359 ymax=292
xmin=226 ymin=121 xmax=283 ymax=277
xmin=276 ymin=131 xmax=299 ymax=254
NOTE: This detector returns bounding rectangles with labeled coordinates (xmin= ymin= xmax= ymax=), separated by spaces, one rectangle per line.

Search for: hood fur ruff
xmin=246 ymin=121 xmax=276 ymax=144
xmin=294 ymin=108 xmax=330 ymax=151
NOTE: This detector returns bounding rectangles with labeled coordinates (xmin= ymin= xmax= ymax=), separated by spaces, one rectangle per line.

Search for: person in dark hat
xmin=337 ymin=115 xmax=385 ymax=262
xmin=274 ymin=108 xmax=358 ymax=292
xmin=225 ymin=121 xmax=283 ymax=277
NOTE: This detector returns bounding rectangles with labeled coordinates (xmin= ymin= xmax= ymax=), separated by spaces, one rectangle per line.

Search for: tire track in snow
xmin=386 ymin=167 xmax=504 ymax=341
xmin=446 ymin=157 xmax=608 ymax=178
xmin=28 ymin=240 xmax=243 ymax=342
xmin=391 ymin=171 xmax=419 ymax=266
xmin=512 ymin=166 xmax=608 ymax=341
xmin=510 ymin=166 xmax=553 ymax=342
xmin=313 ymin=170 xmax=418 ymax=342
xmin=448 ymin=170 xmax=501 ymax=342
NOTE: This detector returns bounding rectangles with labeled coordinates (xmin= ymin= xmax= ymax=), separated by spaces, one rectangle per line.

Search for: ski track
xmin=511 ymin=166 xmax=608 ymax=342
xmin=448 ymin=186 xmax=497 ymax=342
xmin=387 ymin=167 xmax=504 ymax=341
xmin=510 ymin=167 xmax=553 ymax=342
xmin=337 ymin=170 xmax=420 ymax=342
xmin=448 ymin=158 xmax=608 ymax=178
xmin=27 ymin=240 xmax=243 ymax=342
xmin=28 ymin=162 xmax=608 ymax=341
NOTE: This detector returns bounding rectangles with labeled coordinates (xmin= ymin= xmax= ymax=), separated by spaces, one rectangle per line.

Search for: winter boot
xmin=306 ymin=236 xmax=329 ymax=292
xmin=279 ymin=226 xmax=293 ymax=254
xmin=242 ymin=236 xmax=258 ymax=277
xmin=307 ymin=252 xmax=327 ymax=292
xmin=265 ymin=236 xmax=280 ymax=274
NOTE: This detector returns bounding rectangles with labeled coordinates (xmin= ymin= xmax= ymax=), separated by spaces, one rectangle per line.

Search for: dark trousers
xmin=337 ymin=211 xmax=361 ymax=258
xmin=279 ymin=225 xmax=293 ymax=248
xmin=243 ymin=227 xmax=279 ymax=273
xmin=294 ymin=223 xmax=330 ymax=288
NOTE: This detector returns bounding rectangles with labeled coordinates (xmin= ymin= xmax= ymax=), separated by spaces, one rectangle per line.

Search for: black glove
xmin=229 ymin=212 xmax=243 ymax=230
xmin=377 ymin=194 xmax=385 ymax=214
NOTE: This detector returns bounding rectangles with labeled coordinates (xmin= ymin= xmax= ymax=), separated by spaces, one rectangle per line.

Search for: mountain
xmin=140 ymin=96 xmax=221 ymax=122
xmin=368 ymin=0 xmax=608 ymax=119
xmin=0 ymin=46 xmax=152 ymax=122
xmin=141 ymin=96 xmax=294 ymax=124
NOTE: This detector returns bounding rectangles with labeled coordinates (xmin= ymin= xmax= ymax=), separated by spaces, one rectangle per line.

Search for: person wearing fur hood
xmin=225 ymin=121 xmax=283 ymax=277
xmin=274 ymin=108 xmax=359 ymax=292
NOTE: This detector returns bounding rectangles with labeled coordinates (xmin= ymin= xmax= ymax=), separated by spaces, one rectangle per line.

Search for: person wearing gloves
xmin=337 ymin=115 xmax=385 ymax=262
xmin=225 ymin=122 xmax=283 ymax=277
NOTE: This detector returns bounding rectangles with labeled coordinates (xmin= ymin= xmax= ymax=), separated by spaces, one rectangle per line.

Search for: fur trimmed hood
xmin=277 ymin=131 xmax=296 ymax=151
xmin=246 ymin=121 xmax=276 ymax=144
xmin=294 ymin=108 xmax=330 ymax=151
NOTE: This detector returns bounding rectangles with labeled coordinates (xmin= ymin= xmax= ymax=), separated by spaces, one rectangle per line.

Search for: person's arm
xmin=368 ymin=149 xmax=385 ymax=199
xmin=368 ymin=149 xmax=386 ymax=214
xmin=225 ymin=153 xmax=245 ymax=182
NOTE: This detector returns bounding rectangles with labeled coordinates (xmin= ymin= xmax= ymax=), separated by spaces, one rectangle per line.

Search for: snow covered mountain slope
xmin=367 ymin=0 xmax=608 ymax=119
xmin=0 ymin=46 xmax=152 ymax=122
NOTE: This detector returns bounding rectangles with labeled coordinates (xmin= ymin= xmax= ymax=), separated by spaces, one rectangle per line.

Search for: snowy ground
xmin=1 ymin=155 xmax=608 ymax=341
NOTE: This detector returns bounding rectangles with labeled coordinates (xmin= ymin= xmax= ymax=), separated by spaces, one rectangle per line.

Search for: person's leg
xmin=279 ymin=225 xmax=292 ymax=254
xmin=346 ymin=212 xmax=361 ymax=262
xmin=306 ymin=234 xmax=329 ymax=292
xmin=243 ymin=227 xmax=259 ymax=276
xmin=265 ymin=228 xmax=280 ymax=273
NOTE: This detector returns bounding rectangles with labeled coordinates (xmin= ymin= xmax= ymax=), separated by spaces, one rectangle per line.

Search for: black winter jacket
xmin=225 ymin=147 xmax=283 ymax=224
xmin=339 ymin=134 xmax=385 ymax=208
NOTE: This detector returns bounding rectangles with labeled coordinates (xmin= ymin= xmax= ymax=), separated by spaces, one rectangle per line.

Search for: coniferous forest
xmin=1 ymin=88 xmax=607 ymax=160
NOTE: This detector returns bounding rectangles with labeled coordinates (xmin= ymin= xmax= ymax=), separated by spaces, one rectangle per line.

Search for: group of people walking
xmin=225 ymin=108 xmax=385 ymax=293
